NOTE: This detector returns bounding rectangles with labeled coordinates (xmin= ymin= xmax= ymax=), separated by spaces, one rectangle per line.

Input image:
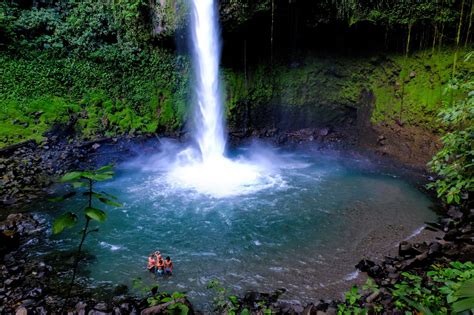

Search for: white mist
xmin=166 ymin=0 xmax=278 ymax=198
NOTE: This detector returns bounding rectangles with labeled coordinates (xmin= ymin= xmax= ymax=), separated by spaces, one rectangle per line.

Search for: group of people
xmin=147 ymin=251 xmax=173 ymax=275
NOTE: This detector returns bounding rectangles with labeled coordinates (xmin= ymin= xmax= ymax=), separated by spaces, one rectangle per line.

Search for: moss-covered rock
xmin=223 ymin=47 xmax=473 ymax=132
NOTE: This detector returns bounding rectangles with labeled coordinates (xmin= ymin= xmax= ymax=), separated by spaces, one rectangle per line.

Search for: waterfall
xmin=190 ymin=0 xmax=225 ymax=161
xmin=166 ymin=0 xmax=275 ymax=198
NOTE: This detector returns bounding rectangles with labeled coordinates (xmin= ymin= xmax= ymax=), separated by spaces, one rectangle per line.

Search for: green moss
xmin=222 ymin=47 xmax=473 ymax=130
xmin=0 ymin=50 xmax=190 ymax=147
xmin=368 ymin=48 xmax=472 ymax=127
xmin=0 ymin=96 xmax=78 ymax=146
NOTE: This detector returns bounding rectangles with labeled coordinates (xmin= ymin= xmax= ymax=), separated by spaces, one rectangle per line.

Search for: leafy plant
xmin=133 ymin=278 xmax=189 ymax=314
xmin=428 ymin=74 xmax=474 ymax=205
xmin=391 ymin=261 xmax=474 ymax=314
xmin=391 ymin=272 xmax=445 ymax=312
xmin=207 ymin=279 xmax=253 ymax=315
xmin=337 ymin=285 xmax=367 ymax=315
xmin=50 ymin=165 xmax=122 ymax=305
xmin=452 ymin=278 xmax=474 ymax=313
xmin=428 ymin=261 xmax=474 ymax=306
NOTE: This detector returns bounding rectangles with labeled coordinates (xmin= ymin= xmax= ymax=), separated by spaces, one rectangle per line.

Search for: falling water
xmin=190 ymin=0 xmax=225 ymax=161
xmin=164 ymin=0 xmax=281 ymax=198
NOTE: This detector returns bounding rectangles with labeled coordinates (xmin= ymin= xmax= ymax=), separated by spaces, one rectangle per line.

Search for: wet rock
xmin=377 ymin=135 xmax=386 ymax=145
xmin=76 ymin=301 xmax=87 ymax=315
xmin=302 ymin=303 xmax=317 ymax=315
xmin=92 ymin=143 xmax=101 ymax=150
xmin=278 ymin=300 xmax=304 ymax=314
xmin=398 ymin=241 xmax=426 ymax=257
xmin=447 ymin=207 xmax=464 ymax=220
xmin=355 ymin=259 xmax=375 ymax=272
xmin=428 ymin=242 xmax=442 ymax=256
xmin=15 ymin=306 xmax=28 ymax=315
xmin=113 ymin=284 xmax=128 ymax=296
xmin=444 ymin=229 xmax=460 ymax=241
xmin=319 ymin=128 xmax=329 ymax=137
xmin=368 ymin=265 xmax=384 ymax=278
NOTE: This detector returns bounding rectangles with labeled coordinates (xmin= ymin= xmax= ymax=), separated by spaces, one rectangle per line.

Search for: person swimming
xmin=147 ymin=253 xmax=156 ymax=273
xmin=154 ymin=251 xmax=162 ymax=263
xmin=164 ymin=256 xmax=173 ymax=275
xmin=155 ymin=256 xmax=165 ymax=275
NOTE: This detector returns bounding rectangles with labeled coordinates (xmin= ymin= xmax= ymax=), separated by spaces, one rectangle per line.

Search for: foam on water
xmin=164 ymin=0 xmax=273 ymax=198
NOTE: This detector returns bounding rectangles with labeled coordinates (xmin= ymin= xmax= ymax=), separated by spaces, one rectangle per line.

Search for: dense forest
xmin=1 ymin=0 xmax=472 ymax=146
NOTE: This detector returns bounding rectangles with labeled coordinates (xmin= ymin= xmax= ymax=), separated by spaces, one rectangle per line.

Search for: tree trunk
xmin=405 ymin=23 xmax=412 ymax=57
xmin=465 ymin=0 xmax=473 ymax=47
xmin=432 ymin=24 xmax=438 ymax=55
xmin=453 ymin=0 xmax=466 ymax=77
xmin=270 ymin=0 xmax=275 ymax=69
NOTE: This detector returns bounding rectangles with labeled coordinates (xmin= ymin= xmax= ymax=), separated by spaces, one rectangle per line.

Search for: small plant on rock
xmin=132 ymin=278 xmax=190 ymax=314
xmin=207 ymin=279 xmax=252 ymax=315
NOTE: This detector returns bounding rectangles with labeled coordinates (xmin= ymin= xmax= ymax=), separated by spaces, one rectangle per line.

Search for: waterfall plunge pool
xmin=32 ymin=142 xmax=437 ymax=309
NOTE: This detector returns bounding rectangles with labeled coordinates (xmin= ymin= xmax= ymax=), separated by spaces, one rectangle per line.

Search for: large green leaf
xmin=60 ymin=171 xmax=84 ymax=182
xmin=85 ymin=207 xmax=107 ymax=222
xmin=98 ymin=197 xmax=122 ymax=207
xmin=97 ymin=165 xmax=114 ymax=172
xmin=82 ymin=173 xmax=114 ymax=181
xmin=48 ymin=191 xmax=77 ymax=202
xmin=72 ymin=181 xmax=88 ymax=188
xmin=456 ymin=278 xmax=474 ymax=298
xmin=100 ymin=191 xmax=119 ymax=200
xmin=52 ymin=212 xmax=78 ymax=234
xmin=452 ymin=297 xmax=474 ymax=313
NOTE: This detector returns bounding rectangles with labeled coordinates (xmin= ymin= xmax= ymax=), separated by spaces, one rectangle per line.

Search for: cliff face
xmin=223 ymin=49 xmax=472 ymax=131
xmin=0 ymin=0 xmax=472 ymax=153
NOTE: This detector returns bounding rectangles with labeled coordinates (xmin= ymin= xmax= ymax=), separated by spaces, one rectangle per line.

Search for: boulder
xmin=355 ymin=259 xmax=375 ymax=272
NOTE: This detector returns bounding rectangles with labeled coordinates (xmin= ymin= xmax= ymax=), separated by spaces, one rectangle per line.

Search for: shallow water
xmin=34 ymin=145 xmax=437 ymax=308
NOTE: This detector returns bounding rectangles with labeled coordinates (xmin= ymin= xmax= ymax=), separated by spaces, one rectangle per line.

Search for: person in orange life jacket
xmin=147 ymin=253 xmax=156 ymax=273
xmin=155 ymin=256 xmax=165 ymax=275
xmin=164 ymin=256 xmax=173 ymax=275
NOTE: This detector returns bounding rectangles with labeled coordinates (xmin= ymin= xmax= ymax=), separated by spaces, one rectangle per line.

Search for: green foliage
xmin=207 ymin=279 xmax=257 ymax=315
xmin=337 ymin=279 xmax=382 ymax=315
xmin=0 ymin=49 xmax=190 ymax=147
xmin=330 ymin=0 xmax=459 ymax=28
xmin=337 ymin=286 xmax=367 ymax=315
xmin=427 ymin=76 xmax=474 ymax=204
xmin=52 ymin=212 xmax=78 ymax=234
xmin=452 ymin=278 xmax=474 ymax=313
xmin=392 ymin=271 xmax=445 ymax=312
xmin=50 ymin=165 xmax=121 ymax=305
xmin=391 ymin=261 xmax=474 ymax=314
xmin=0 ymin=0 xmax=191 ymax=148
xmin=51 ymin=165 xmax=121 ymax=235
xmin=132 ymin=278 xmax=189 ymax=314
xmin=369 ymin=48 xmax=473 ymax=126
xmin=428 ymin=261 xmax=474 ymax=306
xmin=337 ymin=264 xmax=474 ymax=314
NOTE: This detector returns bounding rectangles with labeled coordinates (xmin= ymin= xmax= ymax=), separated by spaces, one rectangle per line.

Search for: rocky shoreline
xmin=1 ymin=198 xmax=472 ymax=314
xmin=0 ymin=128 xmax=470 ymax=314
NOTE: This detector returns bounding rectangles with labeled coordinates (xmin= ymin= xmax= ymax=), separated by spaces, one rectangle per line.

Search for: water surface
xmin=35 ymin=147 xmax=436 ymax=308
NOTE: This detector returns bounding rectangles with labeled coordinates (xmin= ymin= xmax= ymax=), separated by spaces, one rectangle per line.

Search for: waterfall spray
xmin=166 ymin=0 xmax=276 ymax=197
